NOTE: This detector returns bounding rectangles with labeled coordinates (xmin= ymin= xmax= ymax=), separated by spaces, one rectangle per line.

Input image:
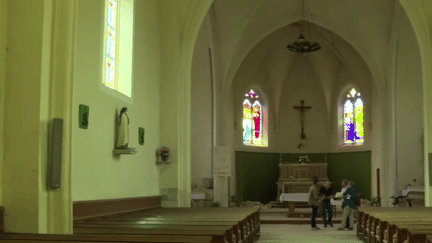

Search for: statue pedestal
xmin=113 ymin=147 xmax=137 ymax=155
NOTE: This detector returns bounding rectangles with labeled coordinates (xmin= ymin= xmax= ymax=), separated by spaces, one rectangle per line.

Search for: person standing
xmin=309 ymin=176 xmax=321 ymax=230
xmin=320 ymin=181 xmax=335 ymax=227
xmin=338 ymin=181 xmax=358 ymax=230
xmin=340 ymin=179 xmax=350 ymax=228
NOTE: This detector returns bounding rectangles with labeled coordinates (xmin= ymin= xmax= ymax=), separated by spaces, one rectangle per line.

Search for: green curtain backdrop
xmin=235 ymin=151 xmax=371 ymax=204
xmin=235 ymin=152 xmax=280 ymax=204
xmin=327 ymin=151 xmax=372 ymax=200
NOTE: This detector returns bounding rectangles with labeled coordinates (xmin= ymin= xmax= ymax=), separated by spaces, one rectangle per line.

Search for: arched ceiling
xmin=232 ymin=21 xmax=372 ymax=130
xmin=211 ymin=0 xmax=400 ymax=96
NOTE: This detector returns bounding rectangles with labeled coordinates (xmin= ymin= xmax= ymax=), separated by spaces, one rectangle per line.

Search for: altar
xmin=277 ymin=162 xmax=329 ymax=200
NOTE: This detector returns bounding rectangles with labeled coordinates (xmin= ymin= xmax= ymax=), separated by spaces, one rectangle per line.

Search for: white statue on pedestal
xmin=116 ymin=107 xmax=129 ymax=149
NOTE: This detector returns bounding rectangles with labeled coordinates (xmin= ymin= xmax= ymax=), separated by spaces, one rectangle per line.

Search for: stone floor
xmin=257 ymin=224 xmax=363 ymax=243
xmin=260 ymin=208 xmax=344 ymax=224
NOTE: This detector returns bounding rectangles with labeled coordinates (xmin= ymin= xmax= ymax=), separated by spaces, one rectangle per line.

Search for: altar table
xmin=279 ymin=193 xmax=323 ymax=217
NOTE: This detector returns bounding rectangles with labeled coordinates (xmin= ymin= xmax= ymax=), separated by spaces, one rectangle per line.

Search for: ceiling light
xmin=287 ymin=0 xmax=321 ymax=54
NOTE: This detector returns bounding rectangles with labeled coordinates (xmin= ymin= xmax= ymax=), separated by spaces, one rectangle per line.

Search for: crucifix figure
xmin=293 ymin=100 xmax=312 ymax=139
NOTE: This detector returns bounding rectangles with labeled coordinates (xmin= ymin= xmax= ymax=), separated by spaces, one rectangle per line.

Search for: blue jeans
xmin=321 ymin=201 xmax=333 ymax=226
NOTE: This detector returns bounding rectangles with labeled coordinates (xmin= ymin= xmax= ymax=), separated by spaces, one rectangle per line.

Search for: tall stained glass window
xmin=243 ymin=89 xmax=268 ymax=147
xmin=343 ymin=88 xmax=364 ymax=145
xmin=104 ymin=0 xmax=118 ymax=88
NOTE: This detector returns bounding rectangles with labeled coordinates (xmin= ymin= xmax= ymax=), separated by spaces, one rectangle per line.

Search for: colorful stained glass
xmin=243 ymin=89 xmax=268 ymax=147
xmin=104 ymin=0 xmax=118 ymax=88
xmin=243 ymin=99 xmax=252 ymax=144
xmin=343 ymin=88 xmax=364 ymax=145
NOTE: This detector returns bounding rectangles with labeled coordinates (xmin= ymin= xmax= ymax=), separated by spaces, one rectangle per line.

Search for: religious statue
xmin=116 ymin=107 xmax=130 ymax=149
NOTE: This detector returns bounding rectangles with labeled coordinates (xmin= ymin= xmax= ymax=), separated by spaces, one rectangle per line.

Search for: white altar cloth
xmin=280 ymin=193 xmax=342 ymax=206
xmin=279 ymin=193 xmax=309 ymax=202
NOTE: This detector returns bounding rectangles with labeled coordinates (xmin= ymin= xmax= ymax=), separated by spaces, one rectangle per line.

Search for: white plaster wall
xmin=3 ymin=0 xmax=45 ymax=231
xmin=0 ymin=0 xmax=6 ymax=206
xmin=72 ymin=0 xmax=161 ymax=201
xmin=276 ymin=58 xmax=329 ymax=153
xmin=191 ymin=16 xmax=213 ymax=190
xmin=394 ymin=10 xmax=424 ymax=192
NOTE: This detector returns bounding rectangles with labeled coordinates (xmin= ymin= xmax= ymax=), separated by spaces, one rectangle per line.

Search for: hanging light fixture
xmin=287 ymin=0 xmax=321 ymax=54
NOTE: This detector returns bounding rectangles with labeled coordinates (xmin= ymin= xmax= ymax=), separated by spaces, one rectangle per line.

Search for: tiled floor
xmin=257 ymin=224 xmax=363 ymax=243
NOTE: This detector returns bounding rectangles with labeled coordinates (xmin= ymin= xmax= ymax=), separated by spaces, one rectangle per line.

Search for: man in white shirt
xmin=340 ymin=179 xmax=350 ymax=228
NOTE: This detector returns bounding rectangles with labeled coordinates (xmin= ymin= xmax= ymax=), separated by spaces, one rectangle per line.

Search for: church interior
xmin=1 ymin=0 xmax=432 ymax=242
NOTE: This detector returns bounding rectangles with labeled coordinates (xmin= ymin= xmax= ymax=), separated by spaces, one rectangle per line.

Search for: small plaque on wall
xmin=139 ymin=127 xmax=145 ymax=145
xmin=79 ymin=104 xmax=89 ymax=129
xmin=213 ymin=146 xmax=231 ymax=177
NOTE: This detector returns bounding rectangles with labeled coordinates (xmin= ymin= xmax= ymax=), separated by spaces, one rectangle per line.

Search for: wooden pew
xmin=85 ymin=207 xmax=261 ymax=243
xmin=96 ymin=210 xmax=256 ymax=242
xmin=74 ymin=225 xmax=233 ymax=243
xmin=356 ymin=207 xmax=432 ymax=241
xmin=378 ymin=219 xmax=432 ymax=243
xmin=75 ymin=220 xmax=240 ymax=243
xmin=405 ymin=227 xmax=432 ymax=243
xmin=355 ymin=208 xmax=432 ymax=243
xmin=368 ymin=212 xmax=432 ymax=243
xmin=126 ymin=206 xmax=261 ymax=237
xmin=357 ymin=207 xmax=410 ymax=239
xmin=129 ymin=207 xmax=260 ymax=227
xmin=80 ymin=218 xmax=246 ymax=243
xmin=0 ymin=233 xmax=212 ymax=243
xmin=426 ymin=235 xmax=432 ymax=243
xmin=385 ymin=222 xmax=432 ymax=243
xmin=75 ymin=206 xmax=260 ymax=243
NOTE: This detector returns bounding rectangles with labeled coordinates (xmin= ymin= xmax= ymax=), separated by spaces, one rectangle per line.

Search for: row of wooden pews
xmin=0 ymin=206 xmax=260 ymax=243
xmin=357 ymin=206 xmax=432 ymax=243
xmin=0 ymin=233 xmax=212 ymax=243
xmin=74 ymin=206 xmax=261 ymax=243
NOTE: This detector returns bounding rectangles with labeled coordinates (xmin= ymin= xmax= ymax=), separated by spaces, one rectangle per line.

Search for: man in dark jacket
xmin=319 ymin=181 xmax=335 ymax=227
xmin=338 ymin=181 xmax=358 ymax=230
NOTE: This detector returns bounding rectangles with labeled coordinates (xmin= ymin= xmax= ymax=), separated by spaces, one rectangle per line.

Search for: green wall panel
xmin=327 ymin=151 xmax=372 ymax=200
xmin=235 ymin=151 xmax=371 ymax=204
xmin=235 ymin=152 xmax=280 ymax=204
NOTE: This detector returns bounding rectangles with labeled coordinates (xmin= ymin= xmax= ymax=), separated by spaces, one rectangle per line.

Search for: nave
xmin=258 ymin=224 xmax=362 ymax=243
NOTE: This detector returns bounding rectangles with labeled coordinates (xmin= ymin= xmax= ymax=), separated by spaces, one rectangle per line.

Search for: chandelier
xmin=287 ymin=0 xmax=321 ymax=54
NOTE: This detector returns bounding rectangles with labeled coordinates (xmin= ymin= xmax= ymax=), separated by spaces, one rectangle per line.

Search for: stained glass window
xmin=343 ymin=88 xmax=364 ymax=145
xmin=104 ymin=0 xmax=118 ymax=88
xmin=243 ymin=89 xmax=268 ymax=147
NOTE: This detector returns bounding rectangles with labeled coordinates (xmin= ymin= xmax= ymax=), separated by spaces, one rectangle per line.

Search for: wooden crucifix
xmin=293 ymin=100 xmax=312 ymax=139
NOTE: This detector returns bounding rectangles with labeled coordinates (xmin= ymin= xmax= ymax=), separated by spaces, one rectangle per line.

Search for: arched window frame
xmin=341 ymin=88 xmax=364 ymax=146
xmin=101 ymin=0 xmax=134 ymax=99
xmin=242 ymin=89 xmax=268 ymax=147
